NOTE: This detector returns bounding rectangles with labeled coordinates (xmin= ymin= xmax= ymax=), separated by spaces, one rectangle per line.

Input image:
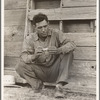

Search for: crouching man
xmin=16 ymin=13 xmax=76 ymax=98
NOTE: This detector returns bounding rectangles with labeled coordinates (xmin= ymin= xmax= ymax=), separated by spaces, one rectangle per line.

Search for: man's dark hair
xmin=32 ymin=13 xmax=48 ymax=25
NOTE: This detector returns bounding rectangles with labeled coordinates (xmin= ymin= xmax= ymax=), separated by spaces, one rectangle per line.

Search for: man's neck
xmin=38 ymin=35 xmax=47 ymax=41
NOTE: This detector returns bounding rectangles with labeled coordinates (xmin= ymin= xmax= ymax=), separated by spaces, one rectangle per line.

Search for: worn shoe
xmin=34 ymin=80 xmax=43 ymax=93
xmin=54 ymin=83 xmax=64 ymax=98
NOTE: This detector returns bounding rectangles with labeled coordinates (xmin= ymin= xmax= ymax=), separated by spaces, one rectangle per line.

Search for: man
xmin=16 ymin=13 xmax=76 ymax=98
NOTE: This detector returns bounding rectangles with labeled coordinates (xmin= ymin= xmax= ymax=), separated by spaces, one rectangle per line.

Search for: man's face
xmin=35 ymin=20 xmax=49 ymax=38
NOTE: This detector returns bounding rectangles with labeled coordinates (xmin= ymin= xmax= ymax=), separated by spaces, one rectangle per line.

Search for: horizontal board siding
xmin=74 ymin=47 xmax=96 ymax=60
xmin=69 ymin=60 xmax=96 ymax=77
xmin=4 ymin=10 xmax=26 ymax=26
xmin=4 ymin=42 xmax=96 ymax=60
xmin=4 ymin=42 xmax=23 ymax=57
xmin=61 ymin=7 xmax=96 ymax=20
xmin=28 ymin=7 xmax=96 ymax=20
xmin=4 ymin=26 xmax=24 ymax=42
xmin=4 ymin=0 xmax=27 ymax=10
xmin=4 ymin=57 xmax=19 ymax=68
xmin=4 ymin=57 xmax=96 ymax=77
xmin=65 ymin=33 xmax=96 ymax=47
xmin=62 ymin=0 xmax=96 ymax=7
xmin=4 ymin=27 xmax=96 ymax=46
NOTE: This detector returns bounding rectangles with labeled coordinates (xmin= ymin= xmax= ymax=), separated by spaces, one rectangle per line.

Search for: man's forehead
xmin=36 ymin=20 xmax=48 ymax=27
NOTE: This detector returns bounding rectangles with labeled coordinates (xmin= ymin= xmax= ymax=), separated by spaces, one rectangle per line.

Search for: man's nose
xmin=42 ymin=27 xmax=45 ymax=32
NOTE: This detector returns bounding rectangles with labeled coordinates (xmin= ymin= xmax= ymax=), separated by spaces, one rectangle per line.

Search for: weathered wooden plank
xmin=28 ymin=7 xmax=96 ymax=20
xmin=4 ymin=42 xmax=23 ymax=57
xmin=62 ymin=0 xmax=96 ymax=7
xmin=74 ymin=47 xmax=96 ymax=60
xmin=35 ymin=0 xmax=60 ymax=9
xmin=61 ymin=7 xmax=96 ymax=20
xmin=4 ymin=69 xmax=96 ymax=94
xmin=4 ymin=56 xmax=96 ymax=77
xmin=4 ymin=26 xmax=24 ymax=42
xmin=5 ymin=10 xmax=26 ymax=26
xmin=4 ymin=0 xmax=27 ymax=9
xmin=4 ymin=57 xmax=19 ymax=68
xmin=69 ymin=60 xmax=96 ymax=77
xmin=65 ymin=33 xmax=96 ymax=46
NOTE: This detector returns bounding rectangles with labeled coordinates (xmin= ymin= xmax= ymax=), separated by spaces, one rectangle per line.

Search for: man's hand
xmin=48 ymin=46 xmax=58 ymax=54
xmin=31 ymin=46 xmax=43 ymax=61
xmin=35 ymin=46 xmax=43 ymax=55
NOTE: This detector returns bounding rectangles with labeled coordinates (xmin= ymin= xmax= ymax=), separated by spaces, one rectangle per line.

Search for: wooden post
xmin=24 ymin=0 xmax=30 ymax=38
xmin=28 ymin=0 xmax=35 ymax=33
xmin=30 ymin=0 xmax=35 ymax=9
xmin=90 ymin=20 xmax=94 ymax=33
xmin=94 ymin=20 xmax=96 ymax=33
xmin=59 ymin=21 xmax=63 ymax=32
xmin=59 ymin=0 xmax=63 ymax=32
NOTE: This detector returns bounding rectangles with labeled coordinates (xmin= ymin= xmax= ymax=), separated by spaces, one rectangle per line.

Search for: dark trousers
xmin=16 ymin=51 xmax=73 ymax=88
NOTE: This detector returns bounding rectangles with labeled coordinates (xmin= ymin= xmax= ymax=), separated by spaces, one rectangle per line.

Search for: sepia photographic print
xmin=3 ymin=0 xmax=99 ymax=100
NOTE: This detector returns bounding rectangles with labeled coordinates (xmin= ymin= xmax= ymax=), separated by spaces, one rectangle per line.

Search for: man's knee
xmin=15 ymin=61 xmax=26 ymax=74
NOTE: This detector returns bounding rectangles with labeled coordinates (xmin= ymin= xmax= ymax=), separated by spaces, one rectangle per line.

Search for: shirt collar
xmin=33 ymin=28 xmax=52 ymax=41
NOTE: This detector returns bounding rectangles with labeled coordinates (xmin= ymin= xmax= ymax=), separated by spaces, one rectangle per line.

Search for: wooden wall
xmin=4 ymin=0 xmax=27 ymax=65
xmin=4 ymin=0 xmax=96 ymax=94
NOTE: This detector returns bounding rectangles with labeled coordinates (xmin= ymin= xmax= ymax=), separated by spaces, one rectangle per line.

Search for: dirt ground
xmin=4 ymin=84 xmax=96 ymax=100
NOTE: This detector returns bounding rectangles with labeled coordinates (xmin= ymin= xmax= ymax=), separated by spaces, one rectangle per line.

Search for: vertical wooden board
xmin=4 ymin=42 xmax=23 ymax=57
xmin=4 ymin=0 xmax=27 ymax=9
xmin=74 ymin=47 xmax=96 ymax=60
xmin=65 ymin=33 xmax=96 ymax=47
xmin=35 ymin=0 xmax=60 ymax=9
xmin=4 ymin=10 xmax=26 ymax=26
xmin=4 ymin=26 xmax=24 ymax=42
xmin=63 ymin=20 xmax=91 ymax=33
xmin=62 ymin=0 xmax=96 ymax=7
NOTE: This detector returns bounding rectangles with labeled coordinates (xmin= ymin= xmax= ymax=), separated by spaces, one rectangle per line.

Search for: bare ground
xmin=4 ymin=84 xmax=96 ymax=100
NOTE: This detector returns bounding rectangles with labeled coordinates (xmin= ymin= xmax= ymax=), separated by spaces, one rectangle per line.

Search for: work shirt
xmin=21 ymin=28 xmax=76 ymax=67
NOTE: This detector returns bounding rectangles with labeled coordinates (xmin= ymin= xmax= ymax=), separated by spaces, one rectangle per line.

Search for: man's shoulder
xmin=49 ymin=28 xmax=62 ymax=35
xmin=25 ymin=32 xmax=38 ymax=41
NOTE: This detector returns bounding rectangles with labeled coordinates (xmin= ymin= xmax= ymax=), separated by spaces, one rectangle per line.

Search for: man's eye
xmin=38 ymin=27 xmax=42 ymax=29
xmin=44 ymin=25 xmax=47 ymax=28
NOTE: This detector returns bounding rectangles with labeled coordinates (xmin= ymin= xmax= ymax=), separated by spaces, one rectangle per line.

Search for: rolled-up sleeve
xmin=57 ymin=31 xmax=76 ymax=54
xmin=20 ymin=36 xmax=35 ymax=63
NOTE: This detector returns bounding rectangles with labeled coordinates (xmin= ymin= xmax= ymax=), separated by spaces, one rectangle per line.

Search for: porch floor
xmin=4 ymin=84 xmax=96 ymax=100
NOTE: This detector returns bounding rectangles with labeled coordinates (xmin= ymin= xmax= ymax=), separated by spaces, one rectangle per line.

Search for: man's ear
xmin=33 ymin=25 xmax=36 ymax=32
